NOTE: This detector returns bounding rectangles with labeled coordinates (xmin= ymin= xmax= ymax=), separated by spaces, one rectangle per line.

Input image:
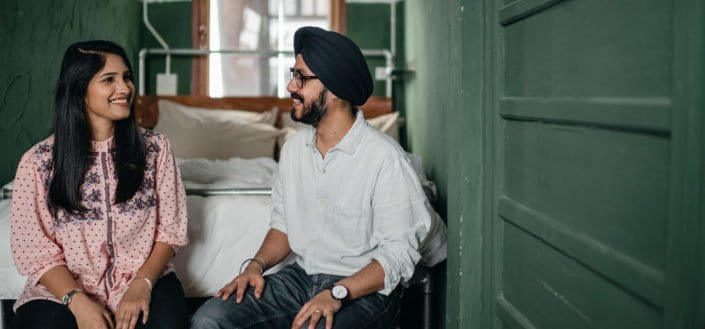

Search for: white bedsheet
xmin=0 ymin=198 xmax=23 ymax=299
xmin=175 ymin=156 xmax=284 ymax=297
xmin=178 ymin=157 xmax=277 ymax=189
xmin=174 ymin=194 xmax=290 ymax=297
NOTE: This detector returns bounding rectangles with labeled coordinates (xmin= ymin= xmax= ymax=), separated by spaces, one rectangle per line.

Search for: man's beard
xmin=291 ymin=89 xmax=328 ymax=127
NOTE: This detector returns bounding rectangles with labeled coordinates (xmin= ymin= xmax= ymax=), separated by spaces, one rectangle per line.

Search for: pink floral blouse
xmin=11 ymin=129 xmax=188 ymax=312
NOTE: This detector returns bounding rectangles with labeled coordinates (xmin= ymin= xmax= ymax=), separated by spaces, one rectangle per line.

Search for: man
xmin=191 ymin=26 xmax=432 ymax=329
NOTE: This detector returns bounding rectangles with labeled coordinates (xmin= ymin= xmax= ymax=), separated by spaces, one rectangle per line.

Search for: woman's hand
xmin=116 ymin=278 xmax=152 ymax=329
xmin=215 ymin=263 xmax=266 ymax=303
xmin=68 ymin=293 xmax=115 ymax=329
xmin=291 ymin=290 xmax=342 ymax=329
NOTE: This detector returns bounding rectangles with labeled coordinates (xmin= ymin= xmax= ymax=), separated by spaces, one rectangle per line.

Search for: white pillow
xmin=278 ymin=112 xmax=308 ymax=148
xmin=366 ymin=112 xmax=404 ymax=142
xmin=278 ymin=111 xmax=405 ymax=146
xmin=155 ymin=100 xmax=284 ymax=159
xmin=158 ymin=100 xmax=279 ymax=126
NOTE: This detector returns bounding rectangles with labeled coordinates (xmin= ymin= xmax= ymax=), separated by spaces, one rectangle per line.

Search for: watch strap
xmin=339 ymin=293 xmax=351 ymax=307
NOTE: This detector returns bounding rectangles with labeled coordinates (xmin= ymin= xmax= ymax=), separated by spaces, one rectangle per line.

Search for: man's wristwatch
xmin=330 ymin=284 xmax=351 ymax=307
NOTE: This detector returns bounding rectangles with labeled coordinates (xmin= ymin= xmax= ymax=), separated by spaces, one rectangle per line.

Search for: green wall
xmin=142 ymin=1 xmax=193 ymax=95
xmin=0 ymin=0 xmax=142 ymax=186
xmin=401 ymin=1 xmax=458 ymax=328
xmin=347 ymin=3 xmax=390 ymax=98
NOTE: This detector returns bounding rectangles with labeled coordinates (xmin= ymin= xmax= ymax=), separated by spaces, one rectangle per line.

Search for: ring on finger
xmin=314 ymin=309 xmax=322 ymax=313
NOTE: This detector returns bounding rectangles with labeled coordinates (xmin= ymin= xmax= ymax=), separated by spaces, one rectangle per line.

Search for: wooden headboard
xmin=135 ymin=95 xmax=393 ymax=129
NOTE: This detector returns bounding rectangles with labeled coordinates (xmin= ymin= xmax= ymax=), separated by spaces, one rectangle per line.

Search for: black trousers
xmin=14 ymin=272 xmax=187 ymax=329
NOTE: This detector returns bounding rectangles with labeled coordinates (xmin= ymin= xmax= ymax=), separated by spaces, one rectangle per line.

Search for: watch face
xmin=331 ymin=285 xmax=348 ymax=299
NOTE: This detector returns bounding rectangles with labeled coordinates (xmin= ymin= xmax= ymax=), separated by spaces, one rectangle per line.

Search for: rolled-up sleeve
xmin=154 ymin=136 xmax=189 ymax=252
xmin=368 ymin=155 xmax=432 ymax=295
xmin=11 ymin=151 xmax=66 ymax=285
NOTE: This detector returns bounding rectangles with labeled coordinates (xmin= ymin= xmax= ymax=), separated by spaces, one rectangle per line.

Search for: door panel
xmin=502 ymin=0 xmax=671 ymax=98
xmin=500 ymin=224 xmax=661 ymax=328
xmin=503 ymin=121 xmax=669 ymax=273
xmin=495 ymin=0 xmax=673 ymax=327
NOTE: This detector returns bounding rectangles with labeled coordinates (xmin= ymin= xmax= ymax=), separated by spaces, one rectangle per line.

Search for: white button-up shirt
xmin=270 ymin=111 xmax=432 ymax=295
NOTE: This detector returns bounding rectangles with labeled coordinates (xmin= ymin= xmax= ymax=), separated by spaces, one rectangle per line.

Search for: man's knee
xmin=191 ymin=298 xmax=233 ymax=329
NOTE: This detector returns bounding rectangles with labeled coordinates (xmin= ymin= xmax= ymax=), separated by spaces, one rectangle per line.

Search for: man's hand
xmin=68 ymin=293 xmax=115 ymax=329
xmin=116 ymin=278 xmax=152 ymax=329
xmin=216 ymin=263 xmax=266 ymax=303
xmin=291 ymin=289 xmax=342 ymax=329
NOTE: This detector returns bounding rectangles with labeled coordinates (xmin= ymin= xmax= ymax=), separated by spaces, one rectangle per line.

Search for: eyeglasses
xmin=289 ymin=68 xmax=318 ymax=89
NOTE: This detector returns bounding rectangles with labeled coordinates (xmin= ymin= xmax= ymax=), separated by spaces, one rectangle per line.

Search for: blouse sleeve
xmin=153 ymin=136 xmax=189 ymax=252
xmin=11 ymin=150 xmax=66 ymax=285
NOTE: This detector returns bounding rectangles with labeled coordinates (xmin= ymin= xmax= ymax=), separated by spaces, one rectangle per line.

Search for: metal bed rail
xmin=1 ymin=187 xmax=273 ymax=200
xmin=184 ymin=187 xmax=271 ymax=196
xmin=0 ymin=189 xmax=10 ymax=200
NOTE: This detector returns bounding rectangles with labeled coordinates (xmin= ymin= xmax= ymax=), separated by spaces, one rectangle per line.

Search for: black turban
xmin=294 ymin=26 xmax=373 ymax=106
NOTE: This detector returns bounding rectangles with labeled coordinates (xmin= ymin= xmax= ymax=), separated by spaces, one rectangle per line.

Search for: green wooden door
xmin=489 ymin=0 xmax=705 ymax=328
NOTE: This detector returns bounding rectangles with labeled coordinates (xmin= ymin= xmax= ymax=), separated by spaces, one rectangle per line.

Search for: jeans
xmin=14 ymin=272 xmax=187 ymax=329
xmin=191 ymin=263 xmax=402 ymax=329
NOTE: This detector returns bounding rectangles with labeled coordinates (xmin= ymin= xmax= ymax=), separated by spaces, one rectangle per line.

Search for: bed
xmin=0 ymin=95 xmax=444 ymax=328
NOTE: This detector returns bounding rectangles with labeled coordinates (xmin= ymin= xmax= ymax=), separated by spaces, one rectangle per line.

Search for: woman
xmin=11 ymin=40 xmax=188 ymax=329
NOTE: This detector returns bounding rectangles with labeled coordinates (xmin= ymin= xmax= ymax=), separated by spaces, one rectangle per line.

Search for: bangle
xmin=253 ymin=256 xmax=267 ymax=271
xmin=134 ymin=277 xmax=152 ymax=292
xmin=239 ymin=257 xmax=267 ymax=275
xmin=61 ymin=288 xmax=84 ymax=307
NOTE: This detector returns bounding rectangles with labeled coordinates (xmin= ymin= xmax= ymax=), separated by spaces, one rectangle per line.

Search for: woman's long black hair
xmin=49 ymin=40 xmax=146 ymax=212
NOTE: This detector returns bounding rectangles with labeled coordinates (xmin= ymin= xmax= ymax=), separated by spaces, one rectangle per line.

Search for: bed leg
xmin=420 ymin=272 xmax=433 ymax=329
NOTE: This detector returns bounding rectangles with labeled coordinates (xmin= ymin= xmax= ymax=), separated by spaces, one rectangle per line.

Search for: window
xmin=192 ymin=0 xmax=345 ymax=97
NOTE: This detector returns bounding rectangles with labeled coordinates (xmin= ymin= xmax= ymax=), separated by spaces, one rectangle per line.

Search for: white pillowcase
xmin=366 ymin=112 xmax=404 ymax=142
xmin=279 ymin=111 xmax=405 ymax=147
xmin=158 ymin=99 xmax=279 ymax=125
xmin=154 ymin=100 xmax=284 ymax=159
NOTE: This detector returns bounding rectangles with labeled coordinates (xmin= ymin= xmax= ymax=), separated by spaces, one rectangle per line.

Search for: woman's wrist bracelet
xmin=61 ymin=288 xmax=84 ymax=307
xmin=134 ymin=277 xmax=152 ymax=292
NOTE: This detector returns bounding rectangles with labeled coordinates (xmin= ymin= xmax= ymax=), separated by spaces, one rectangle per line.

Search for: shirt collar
xmin=335 ymin=110 xmax=366 ymax=154
xmin=305 ymin=109 xmax=366 ymax=155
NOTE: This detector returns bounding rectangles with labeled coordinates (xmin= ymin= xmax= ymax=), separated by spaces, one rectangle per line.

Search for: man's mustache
xmin=290 ymin=93 xmax=304 ymax=102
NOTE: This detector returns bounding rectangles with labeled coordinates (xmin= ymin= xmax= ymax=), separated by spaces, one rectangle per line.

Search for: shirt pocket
xmin=331 ymin=205 xmax=370 ymax=250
